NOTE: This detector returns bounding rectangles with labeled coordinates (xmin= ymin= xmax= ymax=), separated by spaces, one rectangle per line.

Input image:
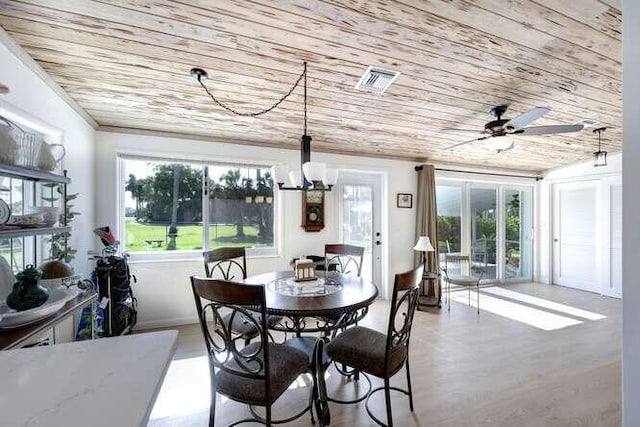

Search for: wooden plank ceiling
xmin=0 ymin=0 xmax=622 ymax=173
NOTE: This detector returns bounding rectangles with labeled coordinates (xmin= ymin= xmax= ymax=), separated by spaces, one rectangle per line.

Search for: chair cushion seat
xmin=326 ymin=326 xmax=407 ymax=378
xmin=222 ymin=312 xmax=282 ymax=339
xmin=216 ymin=342 xmax=308 ymax=404
xmin=446 ymin=275 xmax=479 ymax=286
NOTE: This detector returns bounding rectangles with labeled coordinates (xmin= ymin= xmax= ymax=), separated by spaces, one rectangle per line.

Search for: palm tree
xmin=125 ymin=174 xmax=144 ymax=219
xmin=167 ymin=164 xmax=181 ymax=250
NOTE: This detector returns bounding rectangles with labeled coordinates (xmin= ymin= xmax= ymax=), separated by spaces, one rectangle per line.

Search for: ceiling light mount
xmin=190 ymin=62 xmax=336 ymax=191
xmin=593 ymin=127 xmax=608 ymax=167
xmin=190 ymin=68 xmax=208 ymax=81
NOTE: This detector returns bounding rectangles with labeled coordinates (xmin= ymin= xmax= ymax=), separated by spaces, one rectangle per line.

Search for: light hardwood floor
xmin=146 ymin=283 xmax=621 ymax=426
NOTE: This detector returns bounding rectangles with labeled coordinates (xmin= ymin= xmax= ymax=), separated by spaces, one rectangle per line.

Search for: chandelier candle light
xmin=190 ymin=62 xmax=337 ymax=191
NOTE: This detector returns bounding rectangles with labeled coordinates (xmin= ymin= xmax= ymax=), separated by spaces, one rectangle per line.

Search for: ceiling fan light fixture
xmin=485 ymin=136 xmax=513 ymax=151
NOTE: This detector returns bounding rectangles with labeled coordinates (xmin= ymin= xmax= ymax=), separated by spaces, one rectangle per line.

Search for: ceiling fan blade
xmin=441 ymin=128 xmax=484 ymax=134
xmin=516 ymin=124 xmax=584 ymax=136
xmin=504 ymin=107 xmax=550 ymax=131
xmin=444 ymin=136 xmax=489 ymax=150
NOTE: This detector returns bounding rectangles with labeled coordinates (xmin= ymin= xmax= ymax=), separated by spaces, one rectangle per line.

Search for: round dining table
xmin=243 ymin=270 xmax=379 ymax=335
xmin=244 ymin=270 xmax=378 ymax=425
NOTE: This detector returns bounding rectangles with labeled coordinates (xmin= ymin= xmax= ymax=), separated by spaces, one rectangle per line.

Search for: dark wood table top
xmin=0 ymin=292 xmax=97 ymax=351
xmin=244 ymin=271 xmax=378 ymax=317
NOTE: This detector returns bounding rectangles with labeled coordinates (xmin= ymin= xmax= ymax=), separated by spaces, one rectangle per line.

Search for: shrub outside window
xmin=122 ymin=158 xmax=275 ymax=255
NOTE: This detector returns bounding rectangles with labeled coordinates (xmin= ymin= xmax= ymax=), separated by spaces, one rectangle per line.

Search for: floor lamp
xmin=414 ymin=236 xmax=435 ymax=273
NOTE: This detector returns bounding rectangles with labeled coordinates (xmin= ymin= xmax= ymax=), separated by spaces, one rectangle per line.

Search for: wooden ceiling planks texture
xmin=0 ymin=0 xmax=622 ymax=173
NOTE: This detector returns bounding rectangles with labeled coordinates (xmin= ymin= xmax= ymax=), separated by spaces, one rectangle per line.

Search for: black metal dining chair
xmin=324 ymin=244 xmax=365 ymax=277
xmin=323 ymin=265 xmax=423 ymax=427
xmin=190 ymin=276 xmax=314 ymax=426
xmin=202 ymin=247 xmax=280 ymax=345
xmin=203 ymin=247 xmax=247 ymax=281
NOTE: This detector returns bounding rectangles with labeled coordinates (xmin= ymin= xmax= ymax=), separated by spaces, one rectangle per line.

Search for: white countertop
xmin=0 ymin=330 xmax=178 ymax=427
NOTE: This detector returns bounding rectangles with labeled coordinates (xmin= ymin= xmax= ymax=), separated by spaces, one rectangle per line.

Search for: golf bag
xmin=93 ymin=255 xmax=137 ymax=336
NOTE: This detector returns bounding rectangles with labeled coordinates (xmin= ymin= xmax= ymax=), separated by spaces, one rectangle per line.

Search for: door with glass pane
xmin=470 ymin=186 xmax=498 ymax=281
xmin=504 ymin=187 xmax=533 ymax=280
xmin=436 ymin=184 xmax=463 ymax=275
xmin=338 ymin=173 xmax=382 ymax=286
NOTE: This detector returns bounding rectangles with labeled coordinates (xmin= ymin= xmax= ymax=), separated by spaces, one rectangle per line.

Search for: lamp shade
xmin=272 ymin=165 xmax=288 ymax=184
xmin=323 ymin=168 xmax=339 ymax=186
xmin=413 ymin=236 xmax=435 ymax=252
xmin=302 ymin=161 xmax=326 ymax=182
xmin=289 ymin=171 xmax=302 ymax=188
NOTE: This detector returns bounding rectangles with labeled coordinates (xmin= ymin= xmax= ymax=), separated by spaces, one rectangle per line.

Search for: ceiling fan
xmin=442 ymin=105 xmax=585 ymax=152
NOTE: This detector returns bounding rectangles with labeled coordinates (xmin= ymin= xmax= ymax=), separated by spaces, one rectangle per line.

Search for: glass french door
xmin=470 ymin=186 xmax=498 ymax=281
xmin=338 ymin=173 xmax=382 ymax=286
xmin=436 ymin=180 xmax=534 ymax=283
xmin=504 ymin=187 xmax=533 ymax=280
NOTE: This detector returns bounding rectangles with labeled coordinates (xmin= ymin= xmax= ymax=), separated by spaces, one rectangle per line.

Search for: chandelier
xmin=593 ymin=127 xmax=608 ymax=167
xmin=190 ymin=62 xmax=337 ymax=191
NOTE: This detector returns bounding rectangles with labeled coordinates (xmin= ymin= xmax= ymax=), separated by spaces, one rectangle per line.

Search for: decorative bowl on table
xmin=0 ymin=286 xmax=78 ymax=329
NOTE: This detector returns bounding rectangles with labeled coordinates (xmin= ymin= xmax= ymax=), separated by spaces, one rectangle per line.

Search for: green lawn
xmin=124 ymin=218 xmax=262 ymax=252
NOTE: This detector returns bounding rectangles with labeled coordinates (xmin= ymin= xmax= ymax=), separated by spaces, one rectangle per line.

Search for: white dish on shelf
xmin=0 ymin=286 xmax=78 ymax=329
xmin=0 ymin=198 xmax=10 ymax=225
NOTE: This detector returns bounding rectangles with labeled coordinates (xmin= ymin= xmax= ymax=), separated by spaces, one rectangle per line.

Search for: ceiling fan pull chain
xmin=191 ymin=63 xmax=306 ymax=117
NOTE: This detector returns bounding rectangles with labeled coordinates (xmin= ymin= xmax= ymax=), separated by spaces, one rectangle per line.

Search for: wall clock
xmin=302 ymin=190 xmax=324 ymax=232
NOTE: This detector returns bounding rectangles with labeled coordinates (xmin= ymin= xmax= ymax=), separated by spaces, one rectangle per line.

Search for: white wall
xmin=95 ymin=131 xmax=417 ymax=328
xmin=537 ymin=153 xmax=621 ymax=291
xmin=0 ymin=35 xmax=96 ymax=276
xmin=623 ymin=0 xmax=640 ymax=424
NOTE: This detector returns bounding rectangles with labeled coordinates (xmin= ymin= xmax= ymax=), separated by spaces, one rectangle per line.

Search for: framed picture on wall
xmin=397 ymin=193 xmax=413 ymax=208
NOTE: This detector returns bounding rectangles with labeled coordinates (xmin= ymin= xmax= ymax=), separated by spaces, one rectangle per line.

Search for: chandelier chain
xmin=195 ymin=63 xmax=307 ymax=117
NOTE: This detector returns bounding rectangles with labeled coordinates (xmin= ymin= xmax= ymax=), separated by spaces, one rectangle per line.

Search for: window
xmin=122 ymin=158 xmax=275 ymax=256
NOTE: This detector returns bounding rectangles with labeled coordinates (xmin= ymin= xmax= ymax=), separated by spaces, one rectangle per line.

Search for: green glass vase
xmin=6 ymin=265 xmax=49 ymax=311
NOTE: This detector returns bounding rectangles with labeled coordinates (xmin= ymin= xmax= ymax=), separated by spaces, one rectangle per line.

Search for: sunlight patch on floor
xmin=149 ymin=354 xmax=314 ymax=421
xmin=450 ymin=293 xmax=583 ymax=331
xmin=150 ymin=355 xmax=211 ymax=420
xmin=483 ymin=287 xmax=607 ymax=320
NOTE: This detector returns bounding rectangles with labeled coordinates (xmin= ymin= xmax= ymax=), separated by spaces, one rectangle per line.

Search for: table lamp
xmin=414 ymin=236 xmax=435 ymax=272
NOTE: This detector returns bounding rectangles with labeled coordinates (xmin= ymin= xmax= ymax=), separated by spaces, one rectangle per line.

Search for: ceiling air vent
xmin=355 ymin=66 xmax=400 ymax=94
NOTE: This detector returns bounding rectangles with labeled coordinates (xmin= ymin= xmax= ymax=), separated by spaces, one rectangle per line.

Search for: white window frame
xmin=117 ymin=155 xmax=280 ymax=261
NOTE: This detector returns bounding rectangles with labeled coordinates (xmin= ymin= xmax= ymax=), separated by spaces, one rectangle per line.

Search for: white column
xmin=623 ymin=1 xmax=640 ymax=425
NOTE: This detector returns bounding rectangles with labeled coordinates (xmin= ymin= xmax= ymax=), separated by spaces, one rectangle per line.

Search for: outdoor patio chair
xmin=442 ymin=254 xmax=483 ymax=314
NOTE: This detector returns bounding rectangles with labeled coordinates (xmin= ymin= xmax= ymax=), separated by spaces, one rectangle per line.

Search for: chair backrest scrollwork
xmin=385 ymin=265 xmax=423 ymax=374
xmin=324 ymin=244 xmax=365 ymax=277
xmin=190 ymin=277 xmax=270 ymax=383
xmin=203 ymin=247 xmax=247 ymax=280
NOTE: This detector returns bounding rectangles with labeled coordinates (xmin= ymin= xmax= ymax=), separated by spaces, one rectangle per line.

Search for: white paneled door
xmin=553 ymin=181 xmax=600 ymax=292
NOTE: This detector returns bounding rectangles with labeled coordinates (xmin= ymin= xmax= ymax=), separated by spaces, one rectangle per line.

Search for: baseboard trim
xmin=135 ymin=316 xmax=198 ymax=331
